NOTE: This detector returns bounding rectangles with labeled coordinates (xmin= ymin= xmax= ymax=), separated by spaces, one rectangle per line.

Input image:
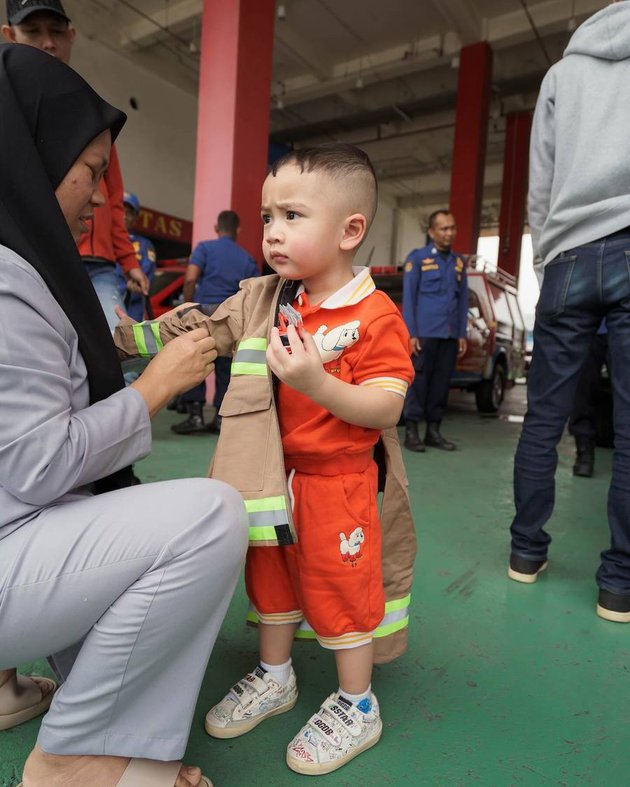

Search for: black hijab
xmin=0 ymin=43 xmax=134 ymax=492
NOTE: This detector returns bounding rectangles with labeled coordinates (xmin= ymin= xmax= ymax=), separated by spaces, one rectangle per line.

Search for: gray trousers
xmin=0 ymin=478 xmax=247 ymax=761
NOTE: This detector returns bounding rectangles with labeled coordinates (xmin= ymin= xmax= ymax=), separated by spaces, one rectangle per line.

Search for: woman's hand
xmin=266 ymin=325 xmax=326 ymax=397
xmin=131 ymin=328 xmax=217 ymax=417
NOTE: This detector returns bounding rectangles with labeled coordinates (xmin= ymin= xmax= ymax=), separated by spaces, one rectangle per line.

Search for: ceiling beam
xmin=426 ymin=0 xmax=481 ymax=43
xmin=120 ymin=0 xmax=202 ymax=49
xmin=272 ymin=31 xmax=459 ymax=107
xmin=486 ymin=0 xmax=603 ymax=51
xmin=275 ymin=24 xmax=333 ymax=82
xmin=273 ymin=0 xmax=603 ymax=108
xmin=270 ymin=72 xmax=542 ymax=143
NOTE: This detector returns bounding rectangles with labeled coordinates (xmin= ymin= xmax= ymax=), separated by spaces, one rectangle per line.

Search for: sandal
xmin=17 ymin=758 xmax=212 ymax=787
xmin=117 ymin=759 xmax=212 ymax=786
xmin=0 ymin=673 xmax=57 ymax=731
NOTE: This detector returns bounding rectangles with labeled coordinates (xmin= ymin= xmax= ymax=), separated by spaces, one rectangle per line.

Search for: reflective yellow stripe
xmin=132 ymin=323 xmax=148 ymax=356
xmin=232 ymin=337 xmax=268 ymax=376
xmin=238 ymin=338 xmax=267 ymax=351
xmin=373 ymin=595 xmax=411 ymax=638
xmin=245 ymin=496 xmax=286 ymax=513
xmin=249 ymin=525 xmax=281 ymax=541
xmin=150 ymin=321 xmax=163 ymax=352
xmin=231 ymin=362 xmax=268 ymax=376
xmin=131 ymin=321 xmax=163 ymax=357
xmin=245 ymin=497 xmax=290 ymax=543
xmin=374 ymin=616 xmax=409 ymax=638
xmin=249 ymin=595 xmax=412 ymax=639
xmin=385 ymin=594 xmax=411 ymax=613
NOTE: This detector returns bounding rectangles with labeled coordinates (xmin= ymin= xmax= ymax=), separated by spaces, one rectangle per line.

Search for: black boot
xmin=404 ymin=421 xmax=425 ymax=452
xmin=573 ymin=436 xmax=594 ymax=477
xmin=425 ymin=421 xmax=456 ymax=451
xmin=207 ymin=413 xmax=222 ymax=434
xmin=171 ymin=402 xmax=209 ymax=435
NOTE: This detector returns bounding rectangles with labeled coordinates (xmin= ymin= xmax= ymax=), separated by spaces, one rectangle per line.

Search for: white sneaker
xmin=286 ymin=692 xmax=383 ymax=775
xmin=205 ymin=666 xmax=298 ymax=739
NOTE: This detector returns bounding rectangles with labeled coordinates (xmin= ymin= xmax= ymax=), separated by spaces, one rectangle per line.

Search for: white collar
xmin=295 ymin=266 xmax=376 ymax=309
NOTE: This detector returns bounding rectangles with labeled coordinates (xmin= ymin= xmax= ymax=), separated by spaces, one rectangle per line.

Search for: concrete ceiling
xmin=61 ymin=0 xmax=608 ymax=226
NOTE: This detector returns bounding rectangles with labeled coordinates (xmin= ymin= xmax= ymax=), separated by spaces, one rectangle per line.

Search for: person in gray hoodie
xmin=508 ymin=0 xmax=630 ymax=623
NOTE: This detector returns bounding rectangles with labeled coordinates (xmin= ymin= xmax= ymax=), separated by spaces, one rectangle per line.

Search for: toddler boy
xmin=115 ymin=143 xmax=415 ymax=775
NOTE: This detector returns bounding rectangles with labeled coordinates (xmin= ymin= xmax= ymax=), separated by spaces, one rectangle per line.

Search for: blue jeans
xmin=83 ymin=260 xmax=124 ymax=332
xmin=511 ymin=230 xmax=630 ymax=592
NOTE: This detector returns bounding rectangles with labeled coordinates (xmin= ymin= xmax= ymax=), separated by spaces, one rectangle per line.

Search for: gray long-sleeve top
xmin=528 ymin=1 xmax=630 ymax=273
xmin=0 ymin=245 xmax=152 ymax=539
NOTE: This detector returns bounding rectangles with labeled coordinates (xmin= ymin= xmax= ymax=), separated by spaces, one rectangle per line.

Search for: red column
xmin=449 ymin=42 xmax=493 ymax=254
xmin=497 ymin=111 xmax=532 ymax=282
xmin=192 ymin=0 xmax=275 ymax=260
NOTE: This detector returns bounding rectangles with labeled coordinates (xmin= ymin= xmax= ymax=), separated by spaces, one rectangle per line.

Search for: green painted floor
xmin=3 ymin=386 xmax=630 ymax=786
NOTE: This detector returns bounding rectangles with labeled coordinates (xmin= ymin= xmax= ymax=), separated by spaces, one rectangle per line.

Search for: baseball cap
xmin=6 ymin=0 xmax=70 ymax=26
xmin=123 ymin=192 xmax=141 ymax=212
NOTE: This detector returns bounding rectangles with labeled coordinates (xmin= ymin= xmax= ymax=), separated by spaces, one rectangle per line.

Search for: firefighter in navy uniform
xmin=119 ymin=191 xmax=157 ymax=321
xmin=402 ymin=209 xmax=468 ymax=452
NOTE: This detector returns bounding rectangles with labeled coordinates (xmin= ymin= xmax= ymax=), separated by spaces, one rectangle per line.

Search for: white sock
xmin=260 ymin=658 xmax=292 ymax=686
xmin=338 ymin=684 xmax=371 ymax=709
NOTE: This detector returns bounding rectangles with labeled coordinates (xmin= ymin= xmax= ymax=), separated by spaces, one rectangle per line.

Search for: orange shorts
xmin=245 ymin=459 xmax=385 ymax=650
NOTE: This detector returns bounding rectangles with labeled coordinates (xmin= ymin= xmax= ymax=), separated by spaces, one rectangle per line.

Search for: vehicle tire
xmin=475 ymin=363 xmax=505 ymax=413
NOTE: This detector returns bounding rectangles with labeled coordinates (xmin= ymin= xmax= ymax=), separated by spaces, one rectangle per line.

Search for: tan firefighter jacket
xmin=114 ymin=274 xmax=417 ymax=663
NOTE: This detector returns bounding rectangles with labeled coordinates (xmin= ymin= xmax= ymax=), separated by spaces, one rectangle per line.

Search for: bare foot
xmin=23 ymin=744 xmax=210 ymax=786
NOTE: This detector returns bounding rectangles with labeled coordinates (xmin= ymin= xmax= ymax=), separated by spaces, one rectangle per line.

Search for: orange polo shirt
xmin=278 ymin=267 xmax=413 ymax=467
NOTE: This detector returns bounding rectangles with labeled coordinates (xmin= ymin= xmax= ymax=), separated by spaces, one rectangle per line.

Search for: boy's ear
xmin=340 ymin=213 xmax=368 ymax=252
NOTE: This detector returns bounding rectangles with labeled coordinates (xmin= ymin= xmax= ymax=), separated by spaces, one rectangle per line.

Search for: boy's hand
xmin=267 ymin=324 xmax=325 ymax=396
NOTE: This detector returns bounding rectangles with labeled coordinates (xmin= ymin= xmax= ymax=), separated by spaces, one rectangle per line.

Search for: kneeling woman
xmin=0 ymin=44 xmax=247 ymax=787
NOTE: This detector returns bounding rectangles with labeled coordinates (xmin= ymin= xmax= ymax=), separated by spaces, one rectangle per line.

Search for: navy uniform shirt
xmin=190 ymin=236 xmax=258 ymax=304
xmin=117 ymin=231 xmax=157 ymax=321
xmin=402 ymin=244 xmax=468 ymax=339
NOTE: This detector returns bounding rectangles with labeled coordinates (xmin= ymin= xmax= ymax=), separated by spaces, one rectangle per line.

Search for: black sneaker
xmin=508 ymin=554 xmax=548 ymax=584
xmin=596 ymin=589 xmax=630 ymax=623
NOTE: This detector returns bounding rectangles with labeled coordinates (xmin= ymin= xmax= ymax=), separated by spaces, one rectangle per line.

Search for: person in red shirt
xmin=2 ymin=0 xmax=149 ymax=331
xmin=78 ymin=144 xmax=148 ymax=329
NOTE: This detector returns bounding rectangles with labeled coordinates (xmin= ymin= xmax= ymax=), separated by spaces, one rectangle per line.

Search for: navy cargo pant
xmin=181 ymin=301 xmax=230 ymax=411
xmin=511 ymin=229 xmax=630 ymax=593
xmin=403 ymin=337 xmax=458 ymax=424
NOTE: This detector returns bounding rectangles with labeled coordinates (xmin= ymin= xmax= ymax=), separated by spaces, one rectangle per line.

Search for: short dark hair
xmin=216 ymin=210 xmax=240 ymax=235
xmin=271 ymin=142 xmax=378 ymax=223
xmin=427 ymin=209 xmax=452 ymax=229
